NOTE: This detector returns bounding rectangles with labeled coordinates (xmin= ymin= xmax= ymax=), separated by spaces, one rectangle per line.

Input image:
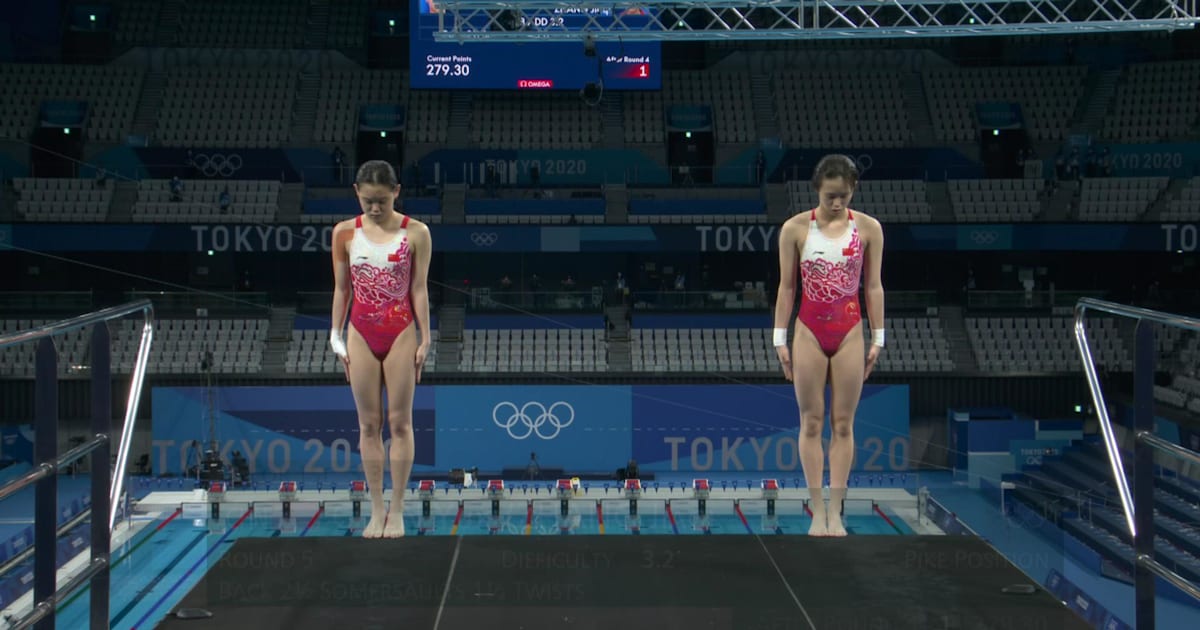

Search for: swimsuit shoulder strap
xmin=355 ymin=215 xmax=362 ymax=229
xmin=400 ymin=215 xmax=410 ymax=229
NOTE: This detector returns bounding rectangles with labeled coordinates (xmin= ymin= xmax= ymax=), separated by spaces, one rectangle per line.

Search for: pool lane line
xmin=524 ymin=502 xmax=532 ymax=536
xmin=664 ymin=502 xmax=679 ymax=535
xmin=872 ymin=503 xmax=904 ymax=534
xmin=129 ymin=506 xmax=253 ymax=630
xmin=111 ymin=531 xmax=208 ymax=628
xmin=156 ymin=508 xmax=183 ymax=530
xmin=733 ymin=502 xmax=754 ymax=534
xmin=595 ymin=502 xmax=604 ymax=535
xmin=57 ymin=509 xmax=182 ymax=611
xmin=449 ymin=503 xmax=463 ymax=536
xmin=299 ymin=506 xmax=324 ymax=537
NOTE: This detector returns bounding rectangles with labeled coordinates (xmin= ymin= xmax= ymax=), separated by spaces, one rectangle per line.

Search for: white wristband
xmin=330 ymin=329 xmax=347 ymax=358
xmin=772 ymin=328 xmax=788 ymax=347
xmin=872 ymin=328 xmax=885 ymax=347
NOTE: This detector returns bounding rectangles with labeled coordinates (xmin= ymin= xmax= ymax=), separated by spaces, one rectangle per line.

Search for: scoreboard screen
xmin=409 ymin=0 xmax=662 ymax=90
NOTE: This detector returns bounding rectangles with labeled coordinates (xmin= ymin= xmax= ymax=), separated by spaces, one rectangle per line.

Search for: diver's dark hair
xmin=355 ymin=160 xmax=399 ymax=188
xmin=811 ymin=154 xmax=859 ymax=190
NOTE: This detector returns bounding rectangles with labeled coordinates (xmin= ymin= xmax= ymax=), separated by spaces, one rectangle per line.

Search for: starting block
xmin=418 ymin=480 xmax=436 ymax=517
xmin=761 ymin=479 xmax=780 ymax=516
xmin=207 ymin=482 xmax=226 ymax=519
xmin=349 ymin=480 xmax=366 ymax=518
xmin=623 ymin=478 xmax=642 ymax=516
xmin=557 ymin=479 xmax=575 ymax=517
xmin=278 ymin=481 xmax=297 ymax=518
xmin=487 ymin=479 xmax=505 ymax=517
xmin=693 ymin=478 xmax=711 ymax=517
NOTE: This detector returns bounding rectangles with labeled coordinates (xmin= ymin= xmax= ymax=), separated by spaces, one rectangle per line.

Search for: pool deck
xmin=153 ymin=534 xmax=1092 ymax=630
xmin=0 ymin=487 xmax=943 ymax=627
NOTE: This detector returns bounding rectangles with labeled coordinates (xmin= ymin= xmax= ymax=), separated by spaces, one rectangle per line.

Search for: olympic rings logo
xmin=969 ymin=230 xmax=999 ymax=245
xmin=492 ymin=401 xmax=575 ymax=440
xmin=192 ymin=153 xmax=244 ymax=177
xmin=854 ymin=154 xmax=873 ymax=175
xmin=471 ymin=232 xmax=498 ymax=247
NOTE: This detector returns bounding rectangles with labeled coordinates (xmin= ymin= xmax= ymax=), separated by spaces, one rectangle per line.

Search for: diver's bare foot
xmin=362 ymin=514 xmax=386 ymax=538
xmin=808 ymin=518 xmax=828 ymax=537
xmin=383 ymin=512 xmax=406 ymax=538
xmin=827 ymin=518 xmax=847 ymax=537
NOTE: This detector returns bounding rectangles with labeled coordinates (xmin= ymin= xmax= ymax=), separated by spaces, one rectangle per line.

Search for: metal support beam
xmin=33 ymin=339 xmax=56 ymax=630
xmin=1133 ymin=320 xmax=1155 ymax=630
xmin=433 ymin=0 xmax=1199 ymax=41
xmin=90 ymin=322 xmax=112 ymax=629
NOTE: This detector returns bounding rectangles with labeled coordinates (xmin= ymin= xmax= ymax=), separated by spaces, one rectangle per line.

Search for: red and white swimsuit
xmin=797 ymin=209 xmax=864 ymax=357
xmin=349 ymin=215 xmax=414 ymax=360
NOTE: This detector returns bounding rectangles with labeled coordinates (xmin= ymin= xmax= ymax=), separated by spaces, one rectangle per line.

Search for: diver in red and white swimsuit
xmin=347 ymin=214 xmax=415 ymax=360
xmin=797 ymin=209 xmax=864 ymax=357
xmin=772 ymin=154 xmax=886 ymax=538
xmin=329 ymin=161 xmax=432 ymax=541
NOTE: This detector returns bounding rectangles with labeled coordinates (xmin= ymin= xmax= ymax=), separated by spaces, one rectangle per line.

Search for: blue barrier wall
xmin=0 ymin=425 xmax=33 ymax=466
xmin=304 ymin=197 xmax=440 ymax=215
xmin=628 ymin=199 xmax=764 ymax=215
xmin=7 ymin=222 xmax=1198 ymax=254
xmin=152 ymin=384 xmax=911 ymax=475
xmin=464 ymin=314 xmax=604 ymax=330
xmin=631 ymin=314 xmax=768 ymax=329
xmin=465 ymin=199 xmax=605 ymax=216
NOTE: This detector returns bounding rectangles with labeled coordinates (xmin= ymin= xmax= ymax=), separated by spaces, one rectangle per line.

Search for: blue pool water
xmin=47 ymin=497 xmax=910 ymax=629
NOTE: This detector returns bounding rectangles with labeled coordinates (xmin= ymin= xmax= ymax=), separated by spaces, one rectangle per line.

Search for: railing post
xmin=90 ymin=322 xmax=112 ymax=629
xmin=1133 ymin=319 xmax=1156 ymax=630
xmin=33 ymin=338 xmax=57 ymax=630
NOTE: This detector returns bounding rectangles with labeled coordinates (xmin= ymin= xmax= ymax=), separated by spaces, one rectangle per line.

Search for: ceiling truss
xmin=430 ymin=0 xmax=1200 ymax=42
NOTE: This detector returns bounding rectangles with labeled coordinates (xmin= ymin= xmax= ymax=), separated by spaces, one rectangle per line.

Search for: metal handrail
xmin=0 ymin=299 xmax=153 ymax=350
xmin=0 ymin=434 xmax=109 ymax=502
xmin=15 ymin=558 xmax=109 ymax=630
xmin=1074 ymin=297 xmax=1200 ymax=334
xmin=1138 ymin=432 xmax=1200 ymax=468
xmin=0 ymin=299 xmax=155 ymax=630
xmin=1073 ymin=297 xmax=1200 ymax=629
xmin=0 ymin=503 xmax=100 ymax=578
xmin=1073 ymin=297 xmax=1200 ymax=537
xmin=0 ymin=298 xmax=157 ymax=532
xmin=1140 ymin=553 xmax=1200 ymax=602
